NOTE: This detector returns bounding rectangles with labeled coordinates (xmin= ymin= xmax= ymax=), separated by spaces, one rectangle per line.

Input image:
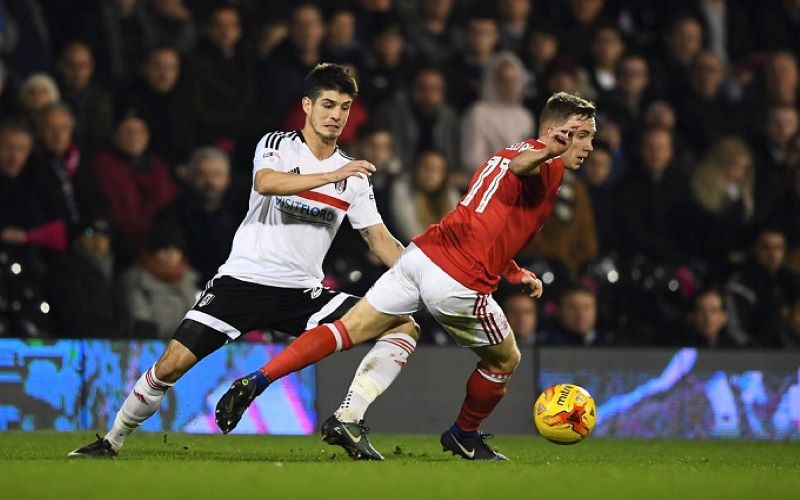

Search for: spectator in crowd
xmin=375 ymin=65 xmax=460 ymax=170
xmin=445 ymin=8 xmax=499 ymax=111
xmin=522 ymin=26 xmax=559 ymax=103
xmin=503 ymin=290 xmax=539 ymax=347
xmin=581 ymin=141 xmax=617 ymax=254
xmin=686 ymin=138 xmax=755 ymax=281
xmin=255 ymin=20 xmax=289 ymax=60
xmin=325 ymin=7 xmax=361 ymax=63
xmin=406 ymin=0 xmax=460 ymax=63
xmin=359 ymin=23 xmax=411 ymax=112
xmin=188 ymin=4 xmax=255 ymax=148
xmin=586 ymin=24 xmax=626 ymax=95
xmin=30 ymin=103 xmax=82 ymax=229
xmin=780 ymin=132 xmax=800 ymax=271
xmin=54 ymin=41 xmax=115 ymax=155
xmin=145 ymin=0 xmax=196 ymax=53
xmin=17 ymin=73 xmax=60 ymax=125
xmin=125 ymin=45 xmax=195 ymax=170
xmin=155 ymin=147 xmax=236 ymax=284
xmin=692 ymin=0 xmax=754 ymax=65
xmin=48 ymin=218 xmax=127 ymax=338
xmin=674 ymin=50 xmax=741 ymax=155
xmin=651 ymin=15 xmax=705 ymax=97
xmin=681 ymin=288 xmax=735 ymax=348
xmin=599 ymin=53 xmax=654 ymax=144
xmin=389 ymin=150 xmax=459 ymax=243
xmin=460 ymin=51 xmax=535 ymax=174
xmin=521 ymin=169 xmax=598 ymax=277
xmin=122 ymin=226 xmax=199 ymax=339
xmin=742 ymin=50 xmax=799 ymax=136
xmin=615 ymin=126 xmax=690 ymax=263
xmin=0 ymin=121 xmax=68 ymax=252
xmin=354 ymin=123 xmax=402 ymax=212
xmin=258 ymin=3 xmax=324 ymax=132
xmin=541 ymin=286 xmax=609 ymax=346
xmin=751 ymin=104 xmax=799 ymax=225
xmin=642 ymin=99 xmax=694 ymax=169
xmin=556 ymin=0 xmax=610 ymax=65
xmin=95 ymin=0 xmax=158 ymax=82
xmin=90 ymin=111 xmax=178 ymax=261
xmin=725 ymin=227 xmax=800 ymax=347
xmin=498 ymin=0 xmax=532 ymax=53
xmin=2 ymin=0 xmax=53 ymax=78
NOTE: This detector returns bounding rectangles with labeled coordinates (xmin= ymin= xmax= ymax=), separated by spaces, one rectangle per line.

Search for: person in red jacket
xmin=90 ymin=110 xmax=178 ymax=260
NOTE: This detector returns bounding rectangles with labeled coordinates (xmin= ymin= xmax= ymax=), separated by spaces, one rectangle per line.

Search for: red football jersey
xmin=413 ymin=139 xmax=564 ymax=294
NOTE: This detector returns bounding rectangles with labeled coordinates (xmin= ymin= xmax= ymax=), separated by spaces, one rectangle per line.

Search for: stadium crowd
xmin=0 ymin=0 xmax=799 ymax=348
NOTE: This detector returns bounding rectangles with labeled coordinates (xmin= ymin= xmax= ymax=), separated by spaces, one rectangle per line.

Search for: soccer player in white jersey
xmin=69 ymin=63 xmax=418 ymax=460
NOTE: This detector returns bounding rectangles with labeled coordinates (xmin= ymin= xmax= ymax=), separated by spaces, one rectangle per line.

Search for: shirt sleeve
xmin=253 ymin=132 xmax=289 ymax=175
xmin=347 ymin=182 xmax=383 ymax=229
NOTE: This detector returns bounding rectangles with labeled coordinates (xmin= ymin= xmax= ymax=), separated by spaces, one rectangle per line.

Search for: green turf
xmin=1 ymin=432 xmax=798 ymax=500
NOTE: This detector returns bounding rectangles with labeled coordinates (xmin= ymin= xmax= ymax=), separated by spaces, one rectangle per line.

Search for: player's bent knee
xmin=392 ymin=317 xmax=420 ymax=341
xmin=341 ymin=298 xmax=408 ymax=344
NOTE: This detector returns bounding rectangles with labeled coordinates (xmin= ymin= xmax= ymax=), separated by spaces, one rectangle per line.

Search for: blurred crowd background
xmin=1 ymin=0 xmax=799 ymax=349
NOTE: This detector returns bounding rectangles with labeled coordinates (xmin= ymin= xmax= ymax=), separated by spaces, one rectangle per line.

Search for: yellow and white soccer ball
xmin=533 ymin=384 xmax=597 ymax=445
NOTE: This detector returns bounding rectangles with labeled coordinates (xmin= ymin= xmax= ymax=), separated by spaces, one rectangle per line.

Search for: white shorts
xmin=365 ymin=243 xmax=512 ymax=347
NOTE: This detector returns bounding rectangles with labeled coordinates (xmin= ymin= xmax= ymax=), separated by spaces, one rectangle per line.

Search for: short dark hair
xmin=304 ymin=63 xmax=358 ymax=101
xmin=539 ymin=92 xmax=596 ymax=128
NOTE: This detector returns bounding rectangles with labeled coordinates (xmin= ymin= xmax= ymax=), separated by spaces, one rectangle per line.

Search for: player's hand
xmin=327 ymin=160 xmax=376 ymax=183
xmin=542 ymin=124 xmax=577 ymax=159
xmin=521 ymin=273 xmax=543 ymax=299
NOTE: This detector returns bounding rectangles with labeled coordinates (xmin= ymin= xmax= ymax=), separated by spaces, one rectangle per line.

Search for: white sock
xmin=335 ymin=332 xmax=416 ymax=423
xmin=104 ymin=364 xmax=173 ymax=451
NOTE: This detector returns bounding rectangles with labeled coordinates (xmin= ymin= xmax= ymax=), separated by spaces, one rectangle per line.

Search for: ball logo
xmin=335 ymin=179 xmax=347 ymax=193
xmin=198 ymin=293 xmax=215 ymax=308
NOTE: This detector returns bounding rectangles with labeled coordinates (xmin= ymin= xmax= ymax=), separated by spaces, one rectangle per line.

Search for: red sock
xmin=455 ymin=363 xmax=512 ymax=432
xmin=260 ymin=320 xmax=352 ymax=381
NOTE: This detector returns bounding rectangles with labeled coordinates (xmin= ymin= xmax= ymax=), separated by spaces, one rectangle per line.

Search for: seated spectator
xmin=155 ymin=147 xmax=236 ymax=284
xmin=598 ymin=53 xmax=654 ymax=146
xmin=680 ymin=288 xmax=735 ymax=348
xmin=751 ymin=104 xmax=799 ymax=225
xmin=581 ymin=141 xmax=617 ymax=254
xmin=48 ymin=218 xmax=127 ymax=338
xmin=649 ymin=15 xmax=704 ymax=97
xmin=540 ymin=285 xmax=610 ymax=346
xmin=389 ymin=150 xmax=459 ymax=242
xmin=354 ymin=123 xmax=403 ymax=212
xmin=324 ymin=7 xmax=362 ymax=63
xmin=586 ymin=24 xmax=625 ymax=95
xmin=358 ymin=23 xmax=411 ymax=112
xmin=124 ymin=46 xmax=195 ymax=170
xmin=725 ymin=227 xmax=800 ymax=347
xmin=686 ymin=138 xmax=755 ymax=281
xmin=145 ymin=0 xmax=196 ymax=53
xmin=521 ymin=26 xmax=559 ymax=104
xmin=31 ymin=103 xmax=82 ymax=229
xmin=615 ymin=126 xmax=690 ymax=263
xmin=521 ymin=170 xmax=598 ymax=278
xmin=187 ymin=4 xmax=255 ymax=148
xmin=502 ymin=290 xmax=539 ymax=347
xmin=55 ymin=41 xmax=114 ymax=155
xmin=17 ymin=73 xmax=60 ymax=126
xmin=460 ymin=51 xmax=535 ymax=173
xmin=0 ymin=121 xmax=67 ymax=252
xmin=90 ymin=111 xmax=178 ymax=262
xmin=375 ymin=65 xmax=460 ymax=171
xmin=444 ymin=7 xmax=499 ymax=111
xmin=498 ymin=0 xmax=532 ymax=53
xmin=122 ymin=227 xmax=199 ymax=339
xmin=405 ymin=0 xmax=461 ymax=63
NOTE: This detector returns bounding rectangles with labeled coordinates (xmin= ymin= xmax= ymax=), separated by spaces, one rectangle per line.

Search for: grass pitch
xmin=1 ymin=432 xmax=798 ymax=500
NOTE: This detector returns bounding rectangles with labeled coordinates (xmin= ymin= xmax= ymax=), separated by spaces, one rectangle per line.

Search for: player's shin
xmin=453 ymin=363 xmax=513 ymax=435
xmin=335 ymin=332 xmax=417 ymax=423
xmin=104 ymin=364 xmax=174 ymax=451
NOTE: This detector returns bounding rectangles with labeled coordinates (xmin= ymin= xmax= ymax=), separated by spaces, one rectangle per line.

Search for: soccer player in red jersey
xmin=216 ymin=92 xmax=597 ymax=460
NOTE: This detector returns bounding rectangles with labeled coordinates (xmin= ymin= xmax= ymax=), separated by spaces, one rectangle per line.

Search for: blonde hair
xmin=691 ymin=137 xmax=754 ymax=219
xmin=19 ymin=73 xmax=61 ymax=107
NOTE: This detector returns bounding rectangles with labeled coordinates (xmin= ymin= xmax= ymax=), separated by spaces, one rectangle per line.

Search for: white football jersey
xmin=217 ymin=130 xmax=382 ymax=288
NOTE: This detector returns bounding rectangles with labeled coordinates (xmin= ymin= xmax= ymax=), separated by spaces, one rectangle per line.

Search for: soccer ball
xmin=533 ymin=384 xmax=596 ymax=445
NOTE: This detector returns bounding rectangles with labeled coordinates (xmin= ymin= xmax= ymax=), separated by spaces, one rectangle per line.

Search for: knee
xmin=396 ymin=317 xmax=421 ymax=342
xmin=154 ymin=358 xmax=185 ymax=384
xmin=486 ymin=345 xmax=521 ymax=374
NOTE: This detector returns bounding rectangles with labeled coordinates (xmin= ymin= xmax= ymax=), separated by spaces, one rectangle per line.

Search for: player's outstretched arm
xmin=509 ymin=125 xmax=576 ymax=176
xmin=254 ymin=160 xmax=376 ymax=196
xmin=358 ymin=223 xmax=405 ymax=267
xmin=503 ymin=260 xmax=543 ymax=298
